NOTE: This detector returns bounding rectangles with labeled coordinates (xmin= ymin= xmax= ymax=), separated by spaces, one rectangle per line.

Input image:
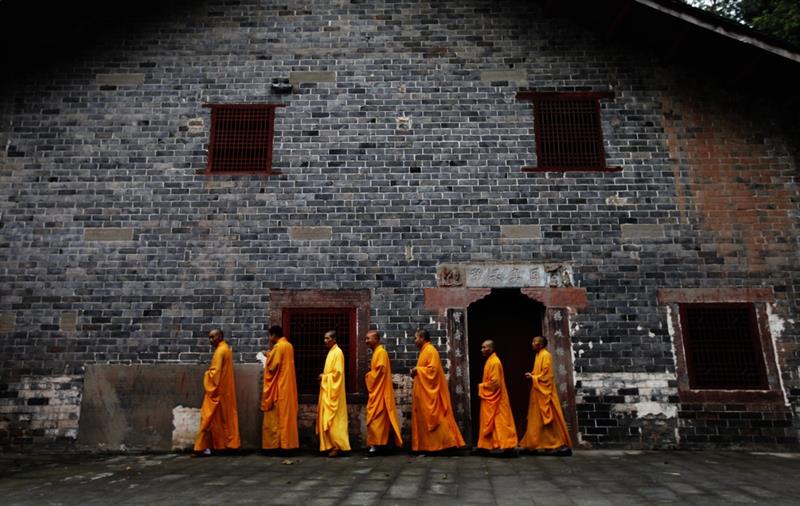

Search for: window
xmin=679 ymin=303 xmax=767 ymax=390
xmin=657 ymin=288 xmax=784 ymax=403
xmin=283 ymin=307 xmax=357 ymax=395
xmin=516 ymin=91 xmax=620 ymax=172
xmin=204 ymin=103 xmax=284 ymax=175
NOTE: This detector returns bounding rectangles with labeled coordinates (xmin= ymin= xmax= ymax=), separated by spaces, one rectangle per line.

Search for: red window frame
xmin=204 ymin=103 xmax=285 ymax=175
xmin=283 ymin=307 xmax=358 ymax=396
xmin=516 ymin=91 xmax=621 ymax=172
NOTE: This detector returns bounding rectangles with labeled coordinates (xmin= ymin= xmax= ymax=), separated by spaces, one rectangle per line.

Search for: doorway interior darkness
xmin=467 ymin=288 xmax=545 ymax=441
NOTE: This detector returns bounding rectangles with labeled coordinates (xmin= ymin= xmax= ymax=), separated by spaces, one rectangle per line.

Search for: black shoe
xmin=546 ymin=447 xmax=572 ymax=457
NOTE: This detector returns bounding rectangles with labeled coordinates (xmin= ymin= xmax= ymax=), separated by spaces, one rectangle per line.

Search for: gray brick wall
xmin=1 ymin=0 xmax=798 ymax=450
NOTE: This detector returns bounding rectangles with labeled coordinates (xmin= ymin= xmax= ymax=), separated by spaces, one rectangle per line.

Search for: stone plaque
xmin=465 ymin=264 xmax=546 ymax=288
xmin=436 ymin=265 xmax=465 ymax=287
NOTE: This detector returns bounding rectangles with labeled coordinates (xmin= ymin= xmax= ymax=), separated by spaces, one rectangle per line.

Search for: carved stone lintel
xmin=438 ymin=263 xmax=575 ymax=288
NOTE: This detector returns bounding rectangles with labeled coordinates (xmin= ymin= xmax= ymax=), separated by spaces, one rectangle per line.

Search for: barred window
xmin=679 ymin=303 xmax=768 ymax=390
xmin=283 ymin=307 xmax=357 ymax=395
xmin=205 ymin=104 xmax=284 ymax=175
xmin=516 ymin=91 xmax=619 ymax=172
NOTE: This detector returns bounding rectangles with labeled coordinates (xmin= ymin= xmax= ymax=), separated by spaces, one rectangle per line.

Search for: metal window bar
xmin=205 ymin=104 xmax=283 ymax=174
xmin=680 ymin=304 xmax=767 ymax=390
xmin=283 ymin=307 xmax=357 ymax=395
xmin=534 ymin=97 xmax=606 ymax=169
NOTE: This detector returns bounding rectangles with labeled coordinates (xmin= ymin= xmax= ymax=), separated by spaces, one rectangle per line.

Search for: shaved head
xmin=365 ymin=330 xmax=381 ymax=350
xmin=480 ymin=339 xmax=495 ymax=358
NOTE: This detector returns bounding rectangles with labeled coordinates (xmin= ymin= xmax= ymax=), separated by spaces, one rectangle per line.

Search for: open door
xmin=467 ymin=288 xmax=545 ymax=439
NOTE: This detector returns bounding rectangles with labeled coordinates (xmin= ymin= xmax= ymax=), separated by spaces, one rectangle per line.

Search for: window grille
xmin=680 ymin=304 xmax=767 ymax=390
xmin=205 ymin=104 xmax=284 ymax=175
xmin=516 ymin=91 xmax=618 ymax=172
xmin=283 ymin=307 xmax=357 ymax=395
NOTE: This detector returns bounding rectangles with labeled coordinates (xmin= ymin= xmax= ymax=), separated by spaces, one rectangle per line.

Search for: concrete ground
xmin=1 ymin=450 xmax=798 ymax=505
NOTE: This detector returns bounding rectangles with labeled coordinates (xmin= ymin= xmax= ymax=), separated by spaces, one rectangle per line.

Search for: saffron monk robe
xmin=364 ymin=330 xmax=403 ymax=456
xmin=518 ymin=335 xmax=572 ymax=456
xmin=476 ymin=340 xmax=518 ymax=455
xmin=316 ymin=330 xmax=351 ymax=457
xmin=193 ymin=328 xmax=241 ymax=456
xmin=260 ymin=324 xmax=299 ymax=454
xmin=410 ymin=329 xmax=466 ymax=453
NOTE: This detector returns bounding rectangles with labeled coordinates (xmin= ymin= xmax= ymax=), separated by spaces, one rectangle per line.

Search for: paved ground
xmin=1 ymin=450 xmax=799 ymax=505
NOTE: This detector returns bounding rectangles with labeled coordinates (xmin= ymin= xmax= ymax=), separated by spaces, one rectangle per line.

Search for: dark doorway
xmin=467 ymin=289 xmax=544 ymax=441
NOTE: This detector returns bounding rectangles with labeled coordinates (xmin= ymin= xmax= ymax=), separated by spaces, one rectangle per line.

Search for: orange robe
xmin=365 ymin=344 xmax=403 ymax=447
xmin=194 ymin=340 xmax=241 ymax=451
xmin=316 ymin=344 xmax=351 ymax=451
xmin=411 ymin=341 xmax=465 ymax=451
xmin=519 ymin=348 xmax=572 ymax=450
xmin=261 ymin=337 xmax=299 ymax=449
xmin=477 ymin=352 xmax=518 ymax=450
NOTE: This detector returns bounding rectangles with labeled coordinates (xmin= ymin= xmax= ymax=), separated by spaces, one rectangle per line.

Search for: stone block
xmin=500 ymin=224 xmax=542 ymax=240
xmin=621 ymin=224 xmax=665 ymax=241
xmin=288 ymin=71 xmax=336 ymax=85
xmin=84 ymin=228 xmax=134 ymax=241
xmin=59 ymin=313 xmax=77 ymax=332
xmin=479 ymin=69 xmax=527 ymax=82
xmin=288 ymin=226 xmax=332 ymax=241
xmin=95 ymin=73 xmax=146 ymax=86
xmin=0 ymin=312 xmax=15 ymax=333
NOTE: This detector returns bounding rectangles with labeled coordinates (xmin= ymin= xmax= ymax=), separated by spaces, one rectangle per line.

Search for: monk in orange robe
xmin=316 ymin=330 xmax=350 ymax=457
xmin=410 ymin=329 xmax=465 ymax=452
xmin=477 ymin=340 xmax=517 ymax=453
xmin=519 ymin=335 xmax=572 ymax=455
xmin=364 ymin=330 xmax=403 ymax=454
xmin=261 ymin=324 xmax=298 ymax=452
xmin=194 ymin=328 xmax=240 ymax=455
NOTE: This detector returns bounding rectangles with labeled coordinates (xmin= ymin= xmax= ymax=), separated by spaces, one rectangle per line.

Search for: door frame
xmin=428 ymin=286 xmax=585 ymax=445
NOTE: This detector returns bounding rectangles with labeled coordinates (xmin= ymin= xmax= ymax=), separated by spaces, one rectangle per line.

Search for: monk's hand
xmin=410 ymin=368 xmax=417 ymax=378
xmin=318 ymin=373 xmax=323 ymax=382
xmin=524 ymin=372 xmax=533 ymax=380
